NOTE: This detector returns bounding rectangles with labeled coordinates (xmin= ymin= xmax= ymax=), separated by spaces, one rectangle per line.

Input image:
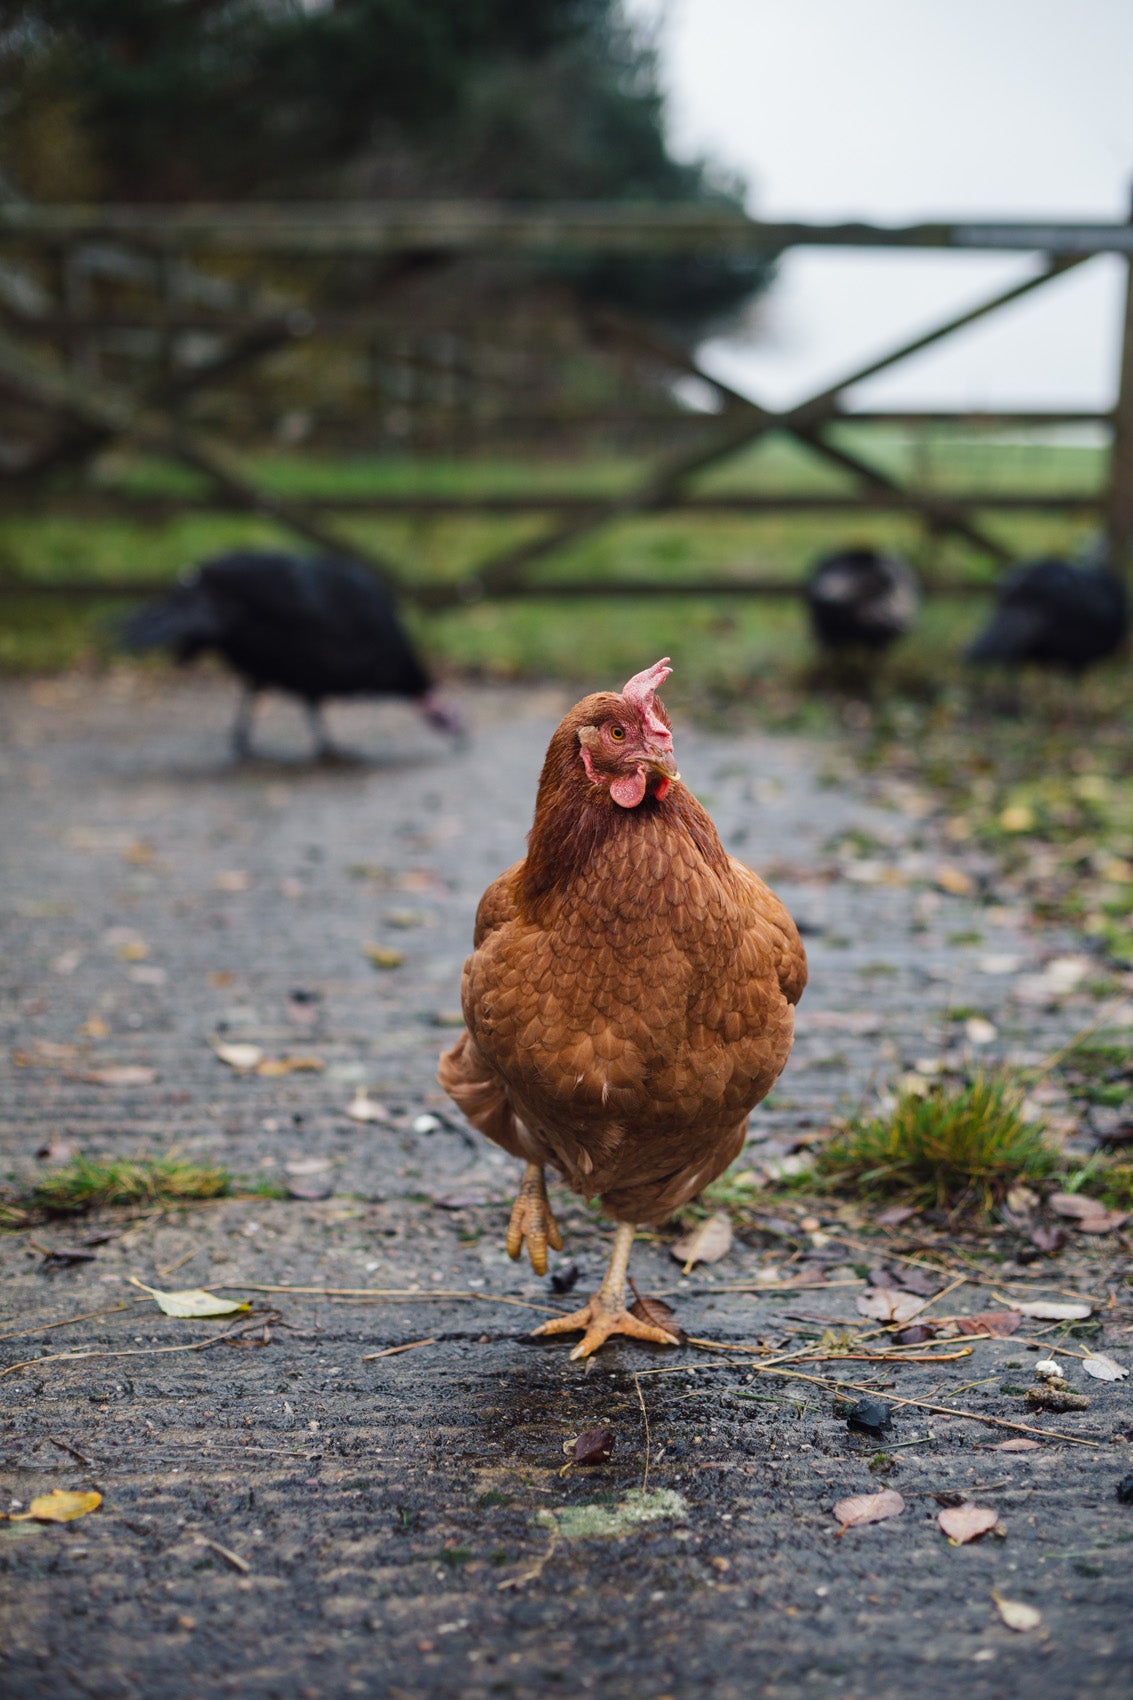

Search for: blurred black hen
xmin=122 ymin=551 xmax=462 ymax=757
xmin=806 ymin=548 xmax=920 ymax=652
xmin=966 ymin=557 xmax=1129 ymax=673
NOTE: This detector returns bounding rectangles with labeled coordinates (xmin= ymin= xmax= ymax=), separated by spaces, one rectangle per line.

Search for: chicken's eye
xmin=609 ymin=725 xmax=626 ymax=741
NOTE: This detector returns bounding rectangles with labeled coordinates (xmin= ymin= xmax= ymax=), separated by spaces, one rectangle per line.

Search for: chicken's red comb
xmin=622 ymin=658 xmax=673 ymax=745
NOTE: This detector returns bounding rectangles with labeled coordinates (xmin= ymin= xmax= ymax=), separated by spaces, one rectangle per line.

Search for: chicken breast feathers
xmin=440 ymin=785 xmax=806 ymax=1226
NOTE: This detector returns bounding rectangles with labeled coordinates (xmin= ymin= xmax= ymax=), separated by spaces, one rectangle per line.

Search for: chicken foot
xmin=506 ymin=1162 xmax=563 ymax=1276
xmin=533 ymin=1220 xmax=681 ymax=1361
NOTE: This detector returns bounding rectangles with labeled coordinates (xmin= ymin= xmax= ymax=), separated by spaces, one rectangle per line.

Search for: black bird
xmin=121 ymin=550 xmax=463 ymax=758
xmin=806 ymin=548 xmax=920 ymax=652
xmin=966 ymin=557 xmax=1129 ymax=673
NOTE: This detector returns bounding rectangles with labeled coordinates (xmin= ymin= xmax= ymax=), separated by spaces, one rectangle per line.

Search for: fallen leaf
xmin=938 ymin=1504 xmax=999 ymax=1544
xmin=74 ymin=1065 xmax=157 ymax=1087
xmin=856 ymin=1287 xmax=925 ymax=1323
xmin=4 ymin=1490 xmax=102 ymax=1524
xmin=1075 ymin=1209 xmax=1129 ymax=1234
xmin=213 ymin=1043 xmax=264 ymax=1072
xmin=132 ymin=1281 xmax=250 ymax=1318
xmin=286 ymin=1180 xmax=332 ymax=1201
xmin=1049 ymin=1192 xmax=1112 ymax=1220
xmin=364 ymin=945 xmax=405 ymax=970
xmin=1027 ymin=1225 xmax=1066 ymax=1255
xmin=671 ymin=1212 xmax=733 ymax=1273
xmin=935 ymin=863 xmax=976 ymax=897
xmin=344 ymin=1091 xmax=389 ymax=1123
xmin=954 ymin=1311 xmax=1021 ymax=1338
xmin=254 ymin=1055 xmax=325 ymax=1077
xmin=1009 ymin=1298 xmax=1093 ymax=1321
xmin=893 ymin=1324 xmax=936 ymax=1345
xmin=284 ymin=1157 xmax=331 ymax=1176
xmin=994 ymin=1438 xmax=1041 ymax=1452
xmin=873 ymin=1204 xmax=917 ymax=1226
xmin=992 ymin=1592 xmax=1041 ymax=1632
xmin=832 ymin=1489 xmax=905 ymax=1532
xmin=1081 ymin=1353 xmax=1129 ymax=1382
xmin=213 ymin=870 xmax=250 ymax=892
xmin=1005 ymin=1183 xmax=1039 ymax=1214
xmin=571 ymin=1428 xmax=616 ymax=1465
xmin=628 ymin=1287 xmax=685 ymax=1343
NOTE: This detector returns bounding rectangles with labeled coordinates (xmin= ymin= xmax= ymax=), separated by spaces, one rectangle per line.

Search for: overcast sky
xmin=626 ymin=0 xmax=1133 ymax=411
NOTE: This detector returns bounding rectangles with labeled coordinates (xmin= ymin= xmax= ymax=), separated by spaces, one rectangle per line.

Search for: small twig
xmin=0 ymin=1299 xmax=149 ymax=1343
xmin=894 ymin=1272 xmax=969 ymax=1326
xmin=633 ymin=1371 xmax=651 ymax=1494
xmin=1027 ymin=997 xmax=1133 ymax=1084
xmin=197 ymin=1536 xmax=249 ymax=1574
xmin=497 ymin=1528 xmax=558 ymax=1592
xmin=216 ymin=1283 xmax=559 ymax=1314
xmin=362 ymin=1337 xmax=436 ymax=1360
xmin=1 ymin=1316 xmax=273 ymax=1379
xmin=156 ymin=1246 xmax=204 ymax=1279
xmin=47 ymin=1436 xmax=94 ymax=1466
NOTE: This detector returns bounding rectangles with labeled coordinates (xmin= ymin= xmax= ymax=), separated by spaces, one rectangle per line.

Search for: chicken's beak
xmin=646 ymin=747 xmax=680 ymax=782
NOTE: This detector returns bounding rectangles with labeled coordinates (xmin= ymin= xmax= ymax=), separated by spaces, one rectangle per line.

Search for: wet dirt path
xmin=1 ymin=674 xmax=1129 ymax=1700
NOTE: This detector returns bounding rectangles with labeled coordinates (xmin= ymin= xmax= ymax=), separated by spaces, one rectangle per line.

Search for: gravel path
xmin=1 ymin=672 xmax=1129 ymax=1700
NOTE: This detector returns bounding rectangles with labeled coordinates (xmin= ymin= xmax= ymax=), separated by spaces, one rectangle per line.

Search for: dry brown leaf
xmin=832 ymin=1490 xmax=905 ymax=1532
xmin=671 ymin=1211 xmax=733 ymax=1273
xmin=992 ymin=1592 xmax=1041 ymax=1632
xmin=954 ymin=1311 xmax=1021 ymax=1338
xmin=994 ymin=1438 xmax=1041 ymax=1452
xmin=571 ymin=1428 xmax=616 ymax=1465
xmin=935 ymin=864 xmax=976 ymax=897
xmin=213 ymin=1043 xmax=264 ymax=1072
xmin=1050 ymin=1192 xmax=1113 ymax=1220
xmin=938 ymin=1504 xmax=1000 ymax=1544
xmin=1075 ymin=1208 xmax=1129 ymax=1234
xmin=855 ymin=1288 xmax=925 ymax=1324
xmin=75 ymin=1065 xmax=157 ymax=1087
xmin=254 ymin=1055 xmax=325 ymax=1077
xmin=4 ymin=1490 xmax=102 ymax=1523
xmin=628 ymin=1287 xmax=686 ymax=1343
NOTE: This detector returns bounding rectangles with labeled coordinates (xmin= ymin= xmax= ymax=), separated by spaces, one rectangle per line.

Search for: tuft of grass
xmin=12 ymin=1153 xmax=285 ymax=1220
xmin=817 ymin=1073 xmax=1056 ymax=1212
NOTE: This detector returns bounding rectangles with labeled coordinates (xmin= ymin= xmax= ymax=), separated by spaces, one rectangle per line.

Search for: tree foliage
xmin=1 ymin=0 xmax=769 ymax=326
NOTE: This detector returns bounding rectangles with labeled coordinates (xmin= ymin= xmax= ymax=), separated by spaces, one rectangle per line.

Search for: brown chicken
xmin=439 ymin=660 xmax=806 ymax=1359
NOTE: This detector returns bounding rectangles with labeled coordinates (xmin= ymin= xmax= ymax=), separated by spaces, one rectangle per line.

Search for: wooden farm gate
xmin=1 ymin=201 xmax=1131 ymax=609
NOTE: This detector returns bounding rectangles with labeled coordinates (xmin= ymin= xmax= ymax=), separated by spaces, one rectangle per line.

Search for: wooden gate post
xmin=1106 ymin=188 xmax=1133 ymax=580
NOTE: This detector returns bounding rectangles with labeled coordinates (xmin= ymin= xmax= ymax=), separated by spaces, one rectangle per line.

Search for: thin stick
xmin=633 ymin=1372 xmax=651 ymax=1494
xmin=197 ymin=1537 xmax=250 ymax=1574
xmin=696 ymin=1357 xmax=1101 ymax=1447
xmin=894 ymin=1272 xmax=968 ymax=1325
xmin=652 ymin=1277 xmax=865 ymax=1297
xmin=362 ymin=1338 xmax=436 ymax=1360
xmin=1 ymin=1315 xmax=271 ymax=1379
xmin=48 ymin=1436 xmax=94 ymax=1466
xmin=215 ymin=1283 xmax=559 ymax=1313
xmin=156 ymin=1246 xmax=204 ymax=1279
xmin=0 ymin=1300 xmax=149 ymax=1343
xmin=1027 ymin=996 xmax=1132 ymax=1083
xmin=497 ymin=1529 xmax=559 ymax=1592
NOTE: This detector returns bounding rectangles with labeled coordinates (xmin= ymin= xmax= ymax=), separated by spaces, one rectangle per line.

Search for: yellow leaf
xmin=8 ymin=1490 xmax=102 ymax=1523
xmin=131 ymin=1279 xmax=250 ymax=1318
xmin=364 ymin=945 xmax=405 ymax=970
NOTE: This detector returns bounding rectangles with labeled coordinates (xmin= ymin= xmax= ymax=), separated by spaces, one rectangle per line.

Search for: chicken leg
xmin=533 ymin=1220 xmax=680 ymax=1361
xmin=506 ymin=1162 xmax=563 ymax=1275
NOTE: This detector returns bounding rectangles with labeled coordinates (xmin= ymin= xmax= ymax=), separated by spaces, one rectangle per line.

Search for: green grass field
xmin=0 ymin=425 xmax=1108 ymax=686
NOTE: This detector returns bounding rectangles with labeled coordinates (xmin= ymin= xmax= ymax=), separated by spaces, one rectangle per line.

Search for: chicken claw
xmin=532 ymin=1220 xmax=680 ymax=1360
xmin=506 ymin=1162 xmax=563 ymax=1275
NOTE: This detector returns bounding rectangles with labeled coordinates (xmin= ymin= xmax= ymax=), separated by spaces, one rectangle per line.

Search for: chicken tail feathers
xmin=438 ymin=1030 xmax=529 ymax=1160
